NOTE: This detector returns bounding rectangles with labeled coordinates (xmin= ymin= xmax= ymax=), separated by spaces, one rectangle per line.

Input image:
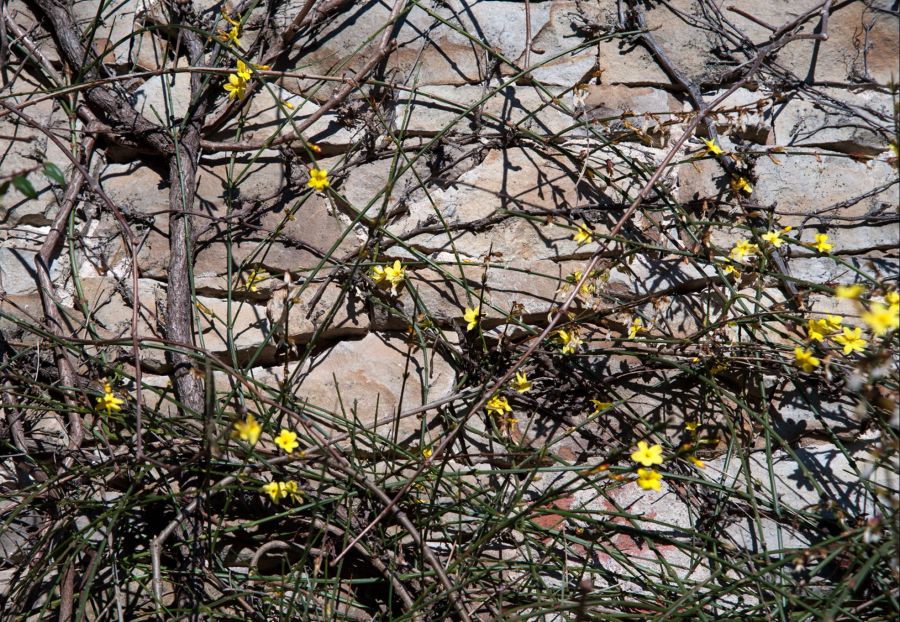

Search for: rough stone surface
xmin=1 ymin=0 xmax=898 ymax=615
xmin=277 ymin=332 xmax=456 ymax=446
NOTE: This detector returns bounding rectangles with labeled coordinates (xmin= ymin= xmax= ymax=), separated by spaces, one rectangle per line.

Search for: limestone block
xmin=266 ymin=280 xmax=368 ymax=345
xmin=770 ymin=88 xmax=894 ymax=155
xmin=282 ymin=332 xmax=456 ymax=445
xmin=196 ymin=295 xmax=270 ymax=355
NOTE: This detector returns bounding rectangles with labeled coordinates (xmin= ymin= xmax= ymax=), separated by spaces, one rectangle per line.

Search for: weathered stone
xmin=516 ymin=2 xmax=603 ymax=86
xmin=772 ymin=381 xmax=865 ymax=442
xmin=393 ymin=146 xmax=606 ymax=260
xmin=773 ymin=1 xmax=899 ymax=85
xmin=195 ymin=295 xmax=271 ymax=356
xmin=753 ymin=155 xmax=899 ymax=231
xmin=209 ymin=89 xmax=354 ymax=152
xmin=131 ymin=58 xmax=193 ymax=121
xmin=788 ymin=256 xmax=899 ymax=285
xmin=394 ymin=84 xmax=576 ymax=137
xmin=266 ymin=279 xmax=368 ymax=345
xmin=79 ymin=277 xmax=168 ymax=369
xmin=279 ymin=1 xmax=556 ymax=96
xmin=771 ymin=88 xmax=893 ymax=155
xmin=281 ymin=332 xmax=456 ymax=445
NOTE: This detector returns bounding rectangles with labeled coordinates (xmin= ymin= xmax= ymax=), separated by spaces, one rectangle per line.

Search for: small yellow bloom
xmin=636 ymin=468 xmax=662 ymax=491
xmin=422 ymin=447 xmax=433 ymax=459
xmin=684 ymin=420 xmax=699 ymax=432
xmin=96 ymin=383 xmax=124 ymax=414
xmin=218 ymin=24 xmax=240 ymax=45
xmin=307 ymin=168 xmax=329 ymax=192
xmin=824 ymin=315 xmax=843 ymax=332
xmin=631 ymin=440 xmax=664 ymax=467
xmin=244 ymin=268 xmax=268 ymax=292
xmin=572 ymin=225 xmax=593 ymax=245
xmin=729 ymin=239 xmax=758 ymax=262
xmin=885 ymin=291 xmax=899 ymax=307
xmin=372 ymin=260 xmax=406 ymax=295
xmin=281 ymin=480 xmax=302 ymax=503
xmin=485 ymin=395 xmax=512 ymax=417
xmin=235 ymin=59 xmax=252 ymax=81
xmin=703 ymin=139 xmax=723 ymax=156
xmin=722 ymin=262 xmax=741 ymax=278
xmin=730 ymin=175 xmax=753 ymax=194
xmin=274 ymin=429 xmax=299 ymax=454
xmin=807 ymin=318 xmax=829 ymax=342
xmin=861 ymin=301 xmax=899 ymax=336
xmin=463 ymin=305 xmax=482 ymax=332
xmin=686 ymin=455 xmax=705 ymax=469
xmin=833 ymin=326 xmax=866 ymax=355
xmin=813 ymin=233 xmax=832 ymax=253
xmin=564 ymin=271 xmax=595 ymax=297
xmin=794 ymin=347 xmax=820 ymax=373
xmin=555 ymin=328 xmax=582 ymax=355
xmin=223 ymin=73 xmax=247 ymax=100
xmin=835 ymin=284 xmax=864 ymax=300
xmin=221 ymin=8 xmax=241 ymax=26
xmin=262 ymin=481 xmax=281 ymax=503
xmin=627 ymin=317 xmax=644 ymax=339
xmin=762 ymin=230 xmax=784 ymax=247
xmin=590 ymin=399 xmax=612 ymax=415
xmin=511 ymin=371 xmax=532 ymax=393
xmin=233 ymin=414 xmax=262 ymax=446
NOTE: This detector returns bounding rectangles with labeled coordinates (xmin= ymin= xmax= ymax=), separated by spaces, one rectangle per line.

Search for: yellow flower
xmin=824 ymin=315 xmax=843 ymax=332
xmin=223 ymin=73 xmax=247 ymax=100
xmin=235 ymin=59 xmax=252 ymax=81
xmin=485 ymin=395 xmax=512 ymax=417
xmin=463 ymin=305 xmax=482 ymax=332
xmin=511 ymin=371 xmax=532 ymax=393
xmin=729 ymin=239 xmax=758 ymax=262
xmin=686 ymin=455 xmax=705 ymax=469
xmin=590 ymin=399 xmax=612 ymax=415
xmin=762 ymin=230 xmax=784 ymax=247
xmin=730 ymin=175 xmax=753 ymax=194
xmin=372 ymin=260 xmax=406 ymax=295
xmin=281 ymin=480 xmax=301 ymax=503
xmin=684 ymin=420 xmax=699 ymax=431
xmin=886 ymin=291 xmax=899 ymax=307
xmin=807 ymin=318 xmax=829 ymax=342
xmin=703 ymin=139 xmax=723 ymax=156
xmin=244 ymin=268 xmax=268 ymax=292
xmin=233 ymin=414 xmax=262 ymax=446
xmin=564 ymin=271 xmax=595 ymax=297
xmin=833 ymin=326 xmax=866 ymax=355
xmin=835 ymin=284 xmax=864 ymax=299
xmin=262 ymin=481 xmax=281 ymax=503
xmin=572 ymin=224 xmax=593 ymax=245
xmin=96 ymin=383 xmax=124 ymax=414
xmin=218 ymin=24 xmax=240 ymax=45
xmin=813 ymin=233 xmax=832 ymax=253
xmin=631 ymin=440 xmax=664 ymax=467
xmin=627 ymin=317 xmax=644 ymax=339
xmin=221 ymin=8 xmax=241 ymax=27
xmin=722 ymin=262 xmax=741 ymax=278
xmin=794 ymin=347 xmax=820 ymax=373
xmin=422 ymin=447 xmax=433 ymax=459
xmin=274 ymin=429 xmax=299 ymax=454
xmin=636 ymin=468 xmax=662 ymax=491
xmin=555 ymin=328 xmax=582 ymax=355
xmin=861 ymin=301 xmax=899 ymax=336
xmin=218 ymin=10 xmax=241 ymax=45
xmin=307 ymin=168 xmax=329 ymax=192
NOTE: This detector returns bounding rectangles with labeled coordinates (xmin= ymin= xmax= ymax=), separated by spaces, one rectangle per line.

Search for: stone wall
xmin=1 ymin=0 xmax=898 ymax=618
